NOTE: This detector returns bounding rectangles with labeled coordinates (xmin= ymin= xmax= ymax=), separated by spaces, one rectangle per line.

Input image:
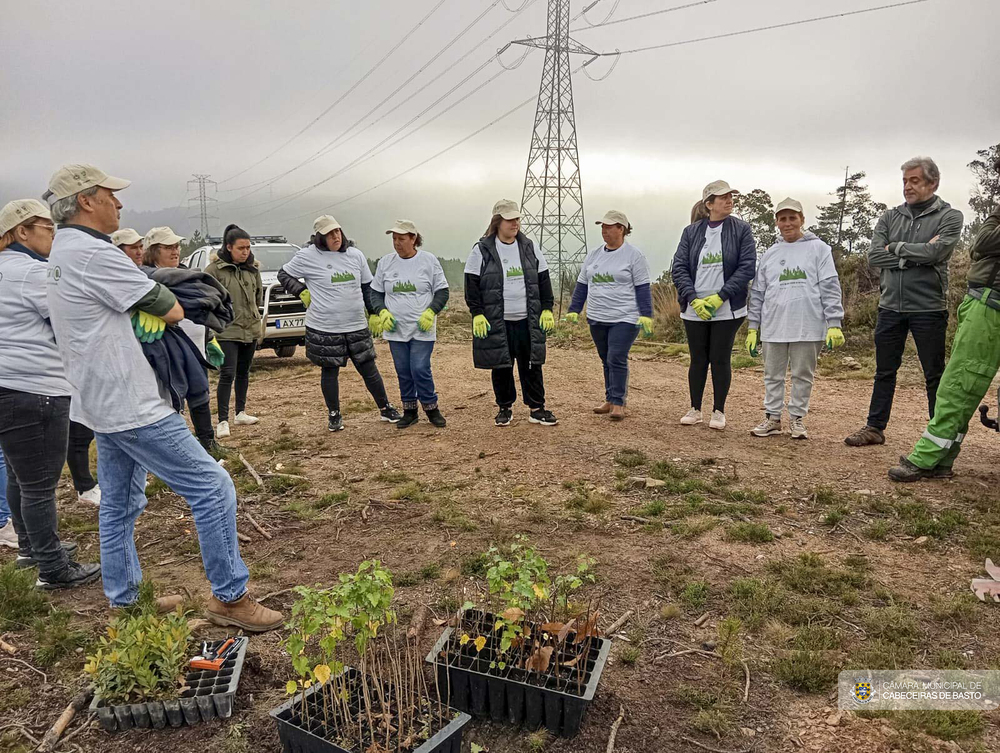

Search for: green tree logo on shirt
xmin=506 ymin=266 xmax=524 ymax=278
xmin=392 ymin=280 xmax=417 ymax=293
xmin=701 ymin=252 xmax=723 ymax=266
xmin=592 ymin=272 xmax=616 ymax=284
xmin=779 ymin=267 xmax=808 ymax=282
xmin=330 ymin=271 xmax=356 ymax=283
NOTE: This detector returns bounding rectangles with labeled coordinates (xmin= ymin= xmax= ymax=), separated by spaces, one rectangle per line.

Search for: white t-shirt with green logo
xmin=372 ymin=249 xmax=449 ymax=342
xmin=465 ymin=238 xmax=549 ymax=321
xmin=280 ymin=244 xmax=373 ymax=334
xmin=680 ymin=224 xmax=747 ymax=321
xmin=576 ymin=241 xmax=651 ymax=324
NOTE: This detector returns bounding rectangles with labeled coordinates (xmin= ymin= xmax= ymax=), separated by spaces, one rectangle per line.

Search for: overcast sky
xmin=4 ymin=0 xmax=998 ymax=274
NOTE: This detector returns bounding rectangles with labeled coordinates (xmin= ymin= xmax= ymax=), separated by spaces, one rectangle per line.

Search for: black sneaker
xmin=36 ymin=561 xmax=101 ymax=590
xmin=203 ymin=440 xmax=232 ymax=460
xmin=397 ymin=409 xmax=420 ymax=429
xmin=380 ymin=405 xmax=402 ymax=423
xmin=328 ymin=411 xmax=344 ymax=432
xmin=529 ymin=408 xmax=558 ymax=426
xmin=495 ymin=407 xmax=513 ymax=427
xmin=426 ymin=408 xmax=447 ymax=428
xmin=16 ymin=541 xmax=79 ymax=569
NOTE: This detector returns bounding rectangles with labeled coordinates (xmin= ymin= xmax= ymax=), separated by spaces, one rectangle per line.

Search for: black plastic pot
xmin=269 ymin=668 xmax=471 ymax=753
xmin=90 ymin=636 xmax=248 ymax=733
xmin=425 ymin=616 xmax=611 ymax=737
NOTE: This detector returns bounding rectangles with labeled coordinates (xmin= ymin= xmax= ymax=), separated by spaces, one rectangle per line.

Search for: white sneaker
xmin=680 ymin=408 xmax=703 ymax=426
xmin=0 ymin=519 xmax=17 ymax=549
xmin=751 ymin=416 xmax=782 ymax=437
xmin=216 ymin=420 xmax=231 ymax=438
xmin=233 ymin=412 xmax=259 ymax=426
xmin=78 ymin=486 xmax=101 ymax=507
xmin=790 ymin=416 xmax=809 ymax=440
xmin=709 ymin=411 xmax=726 ymax=430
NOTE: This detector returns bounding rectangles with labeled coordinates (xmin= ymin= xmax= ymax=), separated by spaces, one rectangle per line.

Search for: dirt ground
xmin=3 ymin=326 xmax=1000 ymax=753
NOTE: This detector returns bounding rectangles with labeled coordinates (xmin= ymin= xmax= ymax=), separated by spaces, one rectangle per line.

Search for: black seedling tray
xmin=426 ymin=617 xmax=611 ymax=737
xmin=91 ymin=636 xmax=249 ymax=732
xmin=270 ymin=668 xmax=471 ymax=753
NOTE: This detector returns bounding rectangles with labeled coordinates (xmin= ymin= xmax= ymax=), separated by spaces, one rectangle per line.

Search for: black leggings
xmin=189 ymin=400 xmax=215 ymax=448
xmin=67 ymin=420 xmax=97 ymax=493
xmin=217 ymin=340 xmax=256 ymax=421
xmin=320 ymin=361 xmax=389 ymax=414
xmin=684 ymin=317 xmax=745 ymax=412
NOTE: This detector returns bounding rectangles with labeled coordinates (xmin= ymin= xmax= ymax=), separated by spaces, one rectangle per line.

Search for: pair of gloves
xmin=745 ymin=327 xmax=845 ymax=357
xmin=131 ymin=311 xmax=226 ymax=368
xmin=369 ymin=308 xmax=437 ymax=337
xmin=472 ymin=310 xmax=557 ymax=338
xmin=563 ymin=312 xmax=654 ymax=338
xmin=690 ymin=293 xmax=725 ymax=321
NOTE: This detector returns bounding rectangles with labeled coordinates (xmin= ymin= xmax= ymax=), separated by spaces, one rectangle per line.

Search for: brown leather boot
xmin=593 ymin=402 xmax=612 ymax=414
xmin=206 ymin=592 xmax=284 ymax=633
xmin=610 ymin=404 xmax=625 ymax=421
xmin=844 ymin=425 xmax=885 ymax=447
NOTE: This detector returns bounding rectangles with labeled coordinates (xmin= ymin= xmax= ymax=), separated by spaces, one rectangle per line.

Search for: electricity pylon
xmin=188 ymin=174 xmax=218 ymax=238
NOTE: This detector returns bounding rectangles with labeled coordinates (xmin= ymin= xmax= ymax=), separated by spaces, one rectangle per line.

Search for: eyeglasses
xmin=27 ymin=223 xmax=56 ymax=234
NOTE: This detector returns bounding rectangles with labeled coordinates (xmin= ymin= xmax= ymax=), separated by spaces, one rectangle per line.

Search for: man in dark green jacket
xmin=890 ymin=169 xmax=1000 ymax=481
xmin=846 ymin=156 xmax=964 ymax=447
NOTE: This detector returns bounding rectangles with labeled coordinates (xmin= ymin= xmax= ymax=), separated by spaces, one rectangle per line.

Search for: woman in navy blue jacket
xmin=671 ymin=181 xmax=756 ymax=431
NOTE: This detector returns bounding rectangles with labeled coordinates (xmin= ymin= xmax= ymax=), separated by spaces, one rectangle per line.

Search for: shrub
xmin=0 ymin=562 xmax=48 ymax=631
xmin=725 ymin=522 xmax=774 ymax=543
xmin=772 ymin=650 xmax=838 ymax=692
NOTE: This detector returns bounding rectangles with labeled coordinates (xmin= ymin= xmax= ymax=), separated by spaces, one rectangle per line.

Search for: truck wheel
xmin=274 ymin=345 xmax=297 ymax=358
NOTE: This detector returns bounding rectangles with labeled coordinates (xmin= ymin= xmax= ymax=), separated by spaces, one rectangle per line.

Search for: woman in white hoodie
xmin=746 ymin=198 xmax=845 ymax=439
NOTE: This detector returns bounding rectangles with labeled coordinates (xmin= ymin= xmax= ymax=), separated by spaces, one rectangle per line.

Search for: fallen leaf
xmin=502 ymin=607 xmax=524 ymax=622
xmin=541 ymin=622 xmax=565 ymax=635
xmin=557 ymin=619 xmax=576 ymax=644
xmin=573 ymin=611 xmax=601 ymax=644
xmin=525 ymin=646 xmax=554 ymax=673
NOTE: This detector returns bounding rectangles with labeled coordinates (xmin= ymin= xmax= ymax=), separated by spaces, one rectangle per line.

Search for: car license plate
xmin=275 ymin=318 xmax=304 ymax=329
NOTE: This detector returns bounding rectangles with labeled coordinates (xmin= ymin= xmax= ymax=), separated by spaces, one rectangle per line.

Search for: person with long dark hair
xmin=278 ymin=215 xmax=401 ymax=432
xmin=205 ymin=224 xmax=262 ymax=438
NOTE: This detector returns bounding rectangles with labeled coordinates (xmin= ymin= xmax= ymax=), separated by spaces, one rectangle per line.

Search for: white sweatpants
xmin=763 ymin=341 xmax=824 ymax=419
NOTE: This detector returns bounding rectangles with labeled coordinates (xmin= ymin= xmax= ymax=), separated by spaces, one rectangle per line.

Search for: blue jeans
xmin=0 ymin=445 xmax=8 ymax=527
xmin=94 ymin=412 xmax=249 ymax=607
xmin=388 ymin=340 xmax=438 ymax=409
xmin=589 ymin=321 xmax=639 ymax=406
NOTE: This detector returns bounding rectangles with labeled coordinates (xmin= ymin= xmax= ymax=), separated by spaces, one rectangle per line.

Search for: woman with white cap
xmin=277 ymin=215 xmax=401 ymax=432
xmin=747 ymin=198 xmax=844 ymax=439
xmin=672 ymin=180 xmax=757 ymax=430
xmin=111 ymin=227 xmax=144 ymax=266
xmin=370 ymin=220 xmax=450 ymax=428
xmin=0 ymin=199 xmax=101 ymax=589
xmin=564 ymin=210 xmax=653 ymax=420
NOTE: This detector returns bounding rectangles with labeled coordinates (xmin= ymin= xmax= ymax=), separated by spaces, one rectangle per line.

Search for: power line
xmin=571 ymin=0 xmax=720 ymax=32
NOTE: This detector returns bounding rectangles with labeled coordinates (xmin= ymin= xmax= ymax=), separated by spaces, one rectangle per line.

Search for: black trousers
xmin=683 ymin=317 xmax=745 ymax=412
xmin=492 ymin=318 xmax=545 ymax=410
xmin=866 ymin=308 xmax=948 ymax=430
xmin=320 ymin=360 xmax=390 ymax=414
xmin=0 ymin=388 xmax=71 ymax=575
xmin=217 ymin=340 xmax=256 ymax=421
xmin=67 ymin=420 xmax=97 ymax=493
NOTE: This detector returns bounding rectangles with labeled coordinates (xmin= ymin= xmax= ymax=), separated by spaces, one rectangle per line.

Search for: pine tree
xmin=966 ymin=144 xmax=1000 ymax=241
xmin=810 ymin=171 xmax=886 ymax=258
xmin=734 ymin=188 xmax=777 ymax=253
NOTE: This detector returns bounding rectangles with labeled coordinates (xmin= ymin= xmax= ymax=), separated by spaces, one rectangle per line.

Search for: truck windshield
xmin=250 ymin=245 xmax=299 ymax=271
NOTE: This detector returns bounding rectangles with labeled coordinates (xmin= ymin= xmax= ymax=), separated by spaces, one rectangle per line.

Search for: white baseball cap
xmin=143 ymin=226 xmax=185 ymax=250
xmin=702 ymin=180 xmax=740 ymax=201
xmin=313 ymin=215 xmax=342 ymax=235
xmin=595 ymin=209 xmax=630 ymax=228
xmin=111 ymin=228 xmax=143 ymax=246
xmin=386 ymin=219 xmax=419 ymax=235
xmin=491 ymin=199 xmax=521 ymax=220
xmin=774 ymin=197 xmax=805 ymax=215
xmin=43 ymin=163 xmax=130 ymax=202
xmin=0 ymin=199 xmax=52 ymax=235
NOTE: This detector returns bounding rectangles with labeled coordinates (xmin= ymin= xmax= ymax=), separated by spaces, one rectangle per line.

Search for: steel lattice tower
xmin=512 ymin=0 xmax=599 ymax=302
xmin=188 ymin=173 xmax=218 ymax=239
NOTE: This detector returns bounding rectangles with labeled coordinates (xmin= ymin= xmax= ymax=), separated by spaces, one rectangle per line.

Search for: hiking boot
xmin=610 ymin=405 xmax=625 ymax=421
xmin=380 ymin=405 xmax=402 ymax=423
xmin=0 ymin=520 xmax=18 ymax=549
xmin=36 ymin=561 xmax=101 ymax=590
xmin=215 ymin=420 xmax=231 ymax=439
xmin=203 ymin=440 xmax=232 ymax=460
xmin=845 ymin=425 xmax=885 ymax=447
xmin=233 ymin=411 xmax=259 ymax=426
xmin=680 ymin=408 xmax=703 ymax=426
xmin=17 ymin=541 xmax=79 ymax=569
xmin=206 ymin=592 xmax=284 ymax=633
xmin=425 ymin=408 xmax=447 ymax=428
xmin=789 ymin=416 xmax=809 ymax=440
xmin=888 ymin=455 xmax=935 ymax=483
xmin=328 ymin=410 xmax=344 ymax=432
xmin=709 ymin=411 xmax=727 ymax=430
xmin=495 ymin=407 xmax=513 ymax=427
xmin=529 ymin=408 xmax=558 ymax=426
xmin=593 ymin=402 xmax=612 ymax=415
xmin=751 ymin=416 xmax=782 ymax=437
xmin=932 ymin=466 xmax=955 ymax=479
xmin=78 ymin=486 xmax=102 ymax=506
xmin=396 ymin=409 xmax=420 ymax=429
xmin=111 ymin=594 xmax=184 ymax=617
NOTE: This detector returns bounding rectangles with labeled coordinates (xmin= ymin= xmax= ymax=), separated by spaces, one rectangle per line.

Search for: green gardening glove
xmin=539 ymin=309 xmax=555 ymax=333
xmin=472 ymin=314 xmax=491 ymax=339
xmin=564 ymin=312 xmax=579 ymax=324
xmin=368 ymin=313 xmax=383 ymax=337
xmin=206 ymin=337 xmax=225 ymax=368
xmin=378 ymin=309 xmax=397 ymax=333
xmin=826 ymin=327 xmax=845 ymax=350
xmin=299 ymin=290 xmax=311 ymax=308
xmin=418 ymin=308 xmax=436 ymax=332
xmin=746 ymin=328 xmax=760 ymax=357
xmin=131 ymin=311 xmax=166 ymax=343
xmin=690 ymin=298 xmax=713 ymax=321
xmin=703 ymin=293 xmax=724 ymax=315
xmin=637 ymin=316 xmax=654 ymax=338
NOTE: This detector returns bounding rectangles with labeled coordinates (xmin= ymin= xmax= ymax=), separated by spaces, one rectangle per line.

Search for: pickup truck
xmin=185 ymin=236 xmax=306 ymax=357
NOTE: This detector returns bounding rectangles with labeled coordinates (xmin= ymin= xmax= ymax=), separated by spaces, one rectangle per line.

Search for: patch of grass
xmin=671 ymin=516 xmax=717 ymax=540
xmin=820 ymin=506 xmax=850 ymax=527
xmin=419 ymin=563 xmax=441 ymax=580
xmin=525 ymin=730 xmax=552 ymax=752
xmin=660 ymin=603 xmax=682 ymax=621
xmin=965 ymin=528 xmax=1000 ymax=561
xmin=847 ymin=638 xmax=914 ymax=670
xmin=376 ymin=470 xmax=411 ymax=484
xmin=391 ymin=481 xmax=428 ymax=503
xmin=896 ymin=501 xmax=968 ymax=539
xmin=673 ymin=685 xmax=721 ymax=710
xmin=772 ymin=650 xmax=838 ymax=693
xmin=248 ymin=560 xmax=276 ymax=580
xmin=342 ymin=398 xmax=376 ymax=416
xmin=724 ymin=522 xmax=774 ymax=543
xmin=431 ymin=502 xmax=476 ymax=531
xmin=768 ymin=552 xmax=866 ymax=599
xmin=0 ymin=562 xmax=49 ymax=630
xmin=313 ymin=491 xmax=349 ymax=510
xmin=812 ymin=486 xmax=840 ymax=505
xmin=636 ymin=499 xmax=667 ymax=518
xmin=0 ymin=685 xmax=31 ymax=714
xmin=266 ymin=474 xmax=309 ymax=494
xmin=33 ymin=608 xmax=89 ymax=667
xmin=680 ymin=581 xmax=710 ymax=610
xmin=649 ymin=461 xmax=688 ymax=481
xmin=864 ymin=520 xmax=892 ymax=541
xmin=614 ymin=448 xmax=647 ymax=468
xmin=266 ymin=433 xmax=302 ymax=453
xmin=651 ymin=552 xmax=692 ymax=593
xmin=145 ymin=476 xmax=170 ymax=496
xmin=59 ymin=514 xmax=99 ymax=533
xmin=862 ymin=605 xmax=919 ymax=645
xmin=792 ymin=625 xmax=841 ymax=652
xmin=728 ymin=578 xmax=786 ymax=629
xmin=691 ymin=708 xmax=732 ymax=738
xmin=930 ymin=594 xmax=978 ymax=628
xmin=565 ymin=483 xmax=611 ymax=514
xmin=724 ymin=488 xmax=770 ymax=504
xmin=730 ymin=354 xmax=757 ymax=370
xmin=619 ymin=644 xmax=641 ymax=665
xmin=280 ymin=500 xmax=321 ymax=520
xmin=874 ymin=711 xmax=986 ymax=742
xmin=460 ymin=552 xmax=490 ymax=577
xmin=934 ymin=649 xmax=969 ymax=669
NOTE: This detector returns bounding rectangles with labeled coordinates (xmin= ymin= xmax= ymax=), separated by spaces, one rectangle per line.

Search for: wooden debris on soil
xmin=605 ymin=609 xmax=634 ymax=635
xmin=244 ymin=511 xmax=273 ymax=540
xmin=407 ymin=605 xmax=429 ymax=641
xmin=237 ymin=453 xmax=264 ymax=487
xmin=37 ymin=687 xmax=92 ymax=753
xmin=606 ymin=704 xmax=625 ymax=753
xmin=694 ymin=612 xmax=711 ymax=627
xmin=0 ymin=637 xmax=15 ymax=655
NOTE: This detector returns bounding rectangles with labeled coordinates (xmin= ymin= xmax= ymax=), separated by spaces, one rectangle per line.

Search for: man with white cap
xmin=44 ymin=164 xmax=282 ymax=629
xmin=111 ymin=227 xmax=144 ymax=266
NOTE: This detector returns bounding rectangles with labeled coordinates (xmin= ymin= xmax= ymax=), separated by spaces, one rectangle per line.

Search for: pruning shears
xmin=190 ymin=637 xmax=239 ymax=671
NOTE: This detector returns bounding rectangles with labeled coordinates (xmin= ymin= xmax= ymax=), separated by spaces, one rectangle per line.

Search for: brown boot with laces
xmin=206 ymin=592 xmax=284 ymax=633
xmin=844 ymin=425 xmax=885 ymax=447
xmin=593 ymin=402 xmax=612 ymax=414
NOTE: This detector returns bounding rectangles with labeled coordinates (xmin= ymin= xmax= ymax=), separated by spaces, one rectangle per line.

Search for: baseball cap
xmin=143 ymin=226 xmax=185 ymax=249
xmin=0 ymin=199 xmax=52 ymax=236
xmin=595 ymin=209 xmax=630 ymax=228
xmin=111 ymin=228 xmax=143 ymax=246
xmin=491 ymin=199 xmax=521 ymax=220
xmin=386 ymin=219 xmax=419 ymax=235
xmin=702 ymin=180 xmax=740 ymax=201
xmin=314 ymin=215 xmax=342 ymax=235
xmin=43 ymin=163 xmax=130 ymax=202
xmin=774 ymin=197 xmax=804 ymax=215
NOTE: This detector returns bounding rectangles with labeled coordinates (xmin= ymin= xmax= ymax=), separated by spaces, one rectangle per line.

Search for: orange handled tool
xmin=190 ymin=638 xmax=236 ymax=671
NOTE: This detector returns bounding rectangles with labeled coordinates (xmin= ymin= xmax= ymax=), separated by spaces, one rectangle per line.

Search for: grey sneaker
xmin=789 ymin=416 xmax=808 ymax=440
xmin=36 ymin=561 xmax=101 ymax=590
xmin=680 ymin=408 xmax=703 ymax=426
xmin=0 ymin=520 xmax=17 ymax=549
xmin=751 ymin=416 xmax=782 ymax=437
